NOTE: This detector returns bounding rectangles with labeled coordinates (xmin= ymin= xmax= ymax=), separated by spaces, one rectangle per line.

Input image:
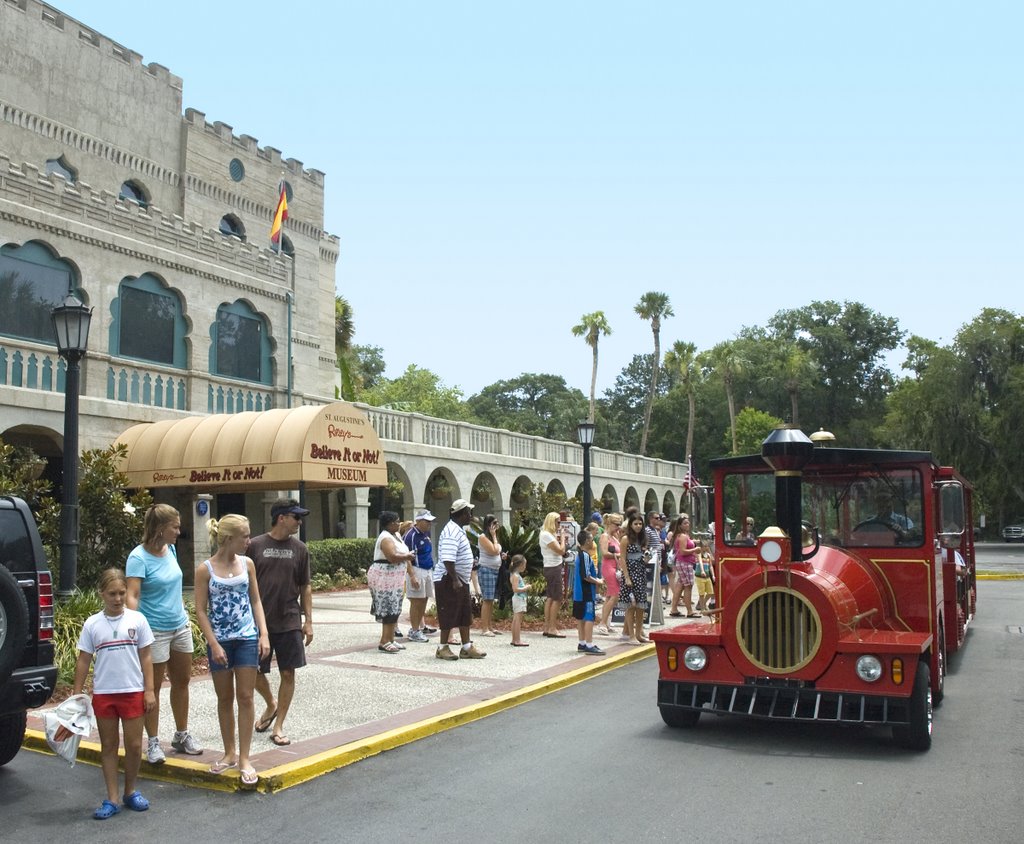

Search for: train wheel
xmin=659 ymin=706 xmax=701 ymax=729
xmin=893 ymin=661 xmax=932 ymax=751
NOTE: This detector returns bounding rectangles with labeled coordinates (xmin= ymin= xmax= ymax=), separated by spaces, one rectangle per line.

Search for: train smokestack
xmin=761 ymin=426 xmax=814 ymax=561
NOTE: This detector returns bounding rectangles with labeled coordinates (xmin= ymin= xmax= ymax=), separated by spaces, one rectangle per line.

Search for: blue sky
xmin=53 ymin=1 xmax=1022 ymax=399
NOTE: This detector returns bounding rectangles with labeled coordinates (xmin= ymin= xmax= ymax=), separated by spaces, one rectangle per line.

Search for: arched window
xmin=0 ymin=241 xmax=76 ymax=343
xmin=219 ymin=214 xmax=246 ymax=241
xmin=109 ymin=274 xmax=186 ymax=367
xmin=119 ymin=180 xmax=149 ymax=208
xmin=45 ymin=156 xmax=77 ymax=183
xmin=211 ymin=301 xmax=271 ymax=384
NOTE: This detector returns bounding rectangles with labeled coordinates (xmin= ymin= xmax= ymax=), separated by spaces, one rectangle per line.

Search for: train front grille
xmin=737 ymin=588 xmax=821 ymax=673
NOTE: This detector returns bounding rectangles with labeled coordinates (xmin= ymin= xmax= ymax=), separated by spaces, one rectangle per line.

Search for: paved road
xmin=975 ymin=541 xmax=1024 ymax=574
xmin=3 ymin=581 xmax=1021 ymax=843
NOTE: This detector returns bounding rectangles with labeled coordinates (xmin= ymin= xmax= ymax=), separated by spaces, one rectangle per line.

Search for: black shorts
xmin=258 ymin=629 xmax=307 ymax=673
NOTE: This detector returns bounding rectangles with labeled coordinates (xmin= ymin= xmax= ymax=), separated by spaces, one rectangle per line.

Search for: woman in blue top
xmin=126 ymin=504 xmax=202 ymax=764
xmin=194 ymin=515 xmax=269 ymax=786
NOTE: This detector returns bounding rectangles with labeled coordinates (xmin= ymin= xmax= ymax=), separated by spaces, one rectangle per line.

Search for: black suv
xmin=0 ymin=496 xmax=57 ymax=766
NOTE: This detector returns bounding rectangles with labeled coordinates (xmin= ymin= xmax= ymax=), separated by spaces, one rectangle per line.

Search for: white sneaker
xmin=407 ymin=629 xmax=429 ymax=643
xmin=594 ymin=626 xmax=610 ymax=636
xmin=171 ymin=730 xmax=202 ymax=755
xmin=146 ymin=736 xmax=165 ymax=765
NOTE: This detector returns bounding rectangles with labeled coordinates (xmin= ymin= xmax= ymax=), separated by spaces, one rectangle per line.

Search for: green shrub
xmin=308 ymin=538 xmax=374 ymax=578
xmin=53 ymin=590 xmax=101 ymax=685
xmin=310 ymin=569 xmax=363 ymax=592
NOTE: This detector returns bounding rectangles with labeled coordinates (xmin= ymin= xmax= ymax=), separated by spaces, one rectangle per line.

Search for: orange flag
xmin=270 ymin=183 xmax=288 ymax=245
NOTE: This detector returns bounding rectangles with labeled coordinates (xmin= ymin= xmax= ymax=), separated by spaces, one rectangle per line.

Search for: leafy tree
xmin=70 ymin=445 xmax=153 ymax=591
xmin=571 ymin=311 xmax=612 ymax=423
xmin=731 ymin=407 xmax=786 ymax=455
xmin=883 ymin=309 xmax=1024 ymax=527
xmin=351 ymin=344 xmax=386 ymax=393
xmin=467 ymin=374 xmax=588 ymax=440
xmin=600 ymin=354 xmax=668 ymax=454
xmin=0 ymin=440 xmax=53 ymax=513
xmin=769 ymin=300 xmax=903 ymax=442
xmin=634 ymin=291 xmax=673 ymax=454
xmin=0 ymin=441 xmax=152 ymax=592
xmin=362 ymin=365 xmax=468 ymax=420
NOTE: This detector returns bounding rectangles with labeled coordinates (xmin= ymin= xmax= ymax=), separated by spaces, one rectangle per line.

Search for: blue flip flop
xmin=93 ymin=799 xmax=121 ymax=820
xmin=122 ymin=790 xmax=150 ymax=812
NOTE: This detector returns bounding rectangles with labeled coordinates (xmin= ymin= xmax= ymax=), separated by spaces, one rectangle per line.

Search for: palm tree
xmin=702 ymin=340 xmax=746 ymax=454
xmin=634 ymin=292 xmax=673 ymax=454
xmin=335 ymin=295 xmax=356 ymax=400
xmin=571 ymin=311 xmax=612 ymax=423
xmin=663 ymin=340 xmax=698 ymax=463
xmin=776 ymin=340 xmax=816 ymax=426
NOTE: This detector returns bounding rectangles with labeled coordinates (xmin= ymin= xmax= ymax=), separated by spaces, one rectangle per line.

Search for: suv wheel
xmin=0 ymin=711 xmax=28 ymax=766
xmin=0 ymin=566 xmax=30 ymax=682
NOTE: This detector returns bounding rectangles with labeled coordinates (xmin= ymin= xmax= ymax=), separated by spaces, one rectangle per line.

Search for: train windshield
xmin=722 ymin=468 xmax=925 ymax=548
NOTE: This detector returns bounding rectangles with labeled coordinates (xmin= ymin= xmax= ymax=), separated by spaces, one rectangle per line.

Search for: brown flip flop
xmin=270 ymin=734 xmax=291 ymax=746
xmin=254 ymin=708 xmax=277 ymax=733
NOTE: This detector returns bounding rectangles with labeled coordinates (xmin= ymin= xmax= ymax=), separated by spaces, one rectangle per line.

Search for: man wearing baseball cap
xmin=250 ymin=497 xmax=313 ymax=746
xmin=433 ymin=499 xmax=486 ymax=660
xmin=402 ymin=510 xmax=438 ymax=642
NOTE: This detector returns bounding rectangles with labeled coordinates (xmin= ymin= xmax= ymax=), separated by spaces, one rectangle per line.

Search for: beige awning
xmin=114 ymin=402 xmax=386 ymax=491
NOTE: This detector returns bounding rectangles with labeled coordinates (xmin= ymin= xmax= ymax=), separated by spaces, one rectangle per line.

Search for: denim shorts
xmin=209 ymin=638 xmax=259 ymax=672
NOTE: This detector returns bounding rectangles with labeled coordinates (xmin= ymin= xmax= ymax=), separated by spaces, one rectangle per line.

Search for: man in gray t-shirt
xmin=251 ymin=498 xmax=312 ymax=747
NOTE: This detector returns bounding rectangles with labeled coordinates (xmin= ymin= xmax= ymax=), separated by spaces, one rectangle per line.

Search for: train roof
xmin=710 ymin=447 xmax=939 ymax=472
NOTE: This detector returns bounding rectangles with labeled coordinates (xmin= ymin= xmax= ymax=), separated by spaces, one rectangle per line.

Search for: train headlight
xmin=683 ymin=646 xmax=707 ymax=672
xmin=759 ymin=539 xmax=784 ymax=564
xmin=855 ymin=655 xmax=883 ymax=683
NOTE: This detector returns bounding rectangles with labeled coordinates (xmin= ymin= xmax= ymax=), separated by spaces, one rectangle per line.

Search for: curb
xmin=976 ymin=572 xmax=1024 ymax=580
xmin=24 ymin=644 xmax=655 ymax=793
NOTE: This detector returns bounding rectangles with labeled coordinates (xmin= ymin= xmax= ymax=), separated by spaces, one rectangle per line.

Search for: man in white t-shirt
xmin=433 ymin=500 xmax=486 ymax=661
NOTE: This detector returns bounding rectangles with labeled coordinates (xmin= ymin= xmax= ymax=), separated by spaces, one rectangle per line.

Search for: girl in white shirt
xmin=69 ymin=568 xmax=156 ymax=819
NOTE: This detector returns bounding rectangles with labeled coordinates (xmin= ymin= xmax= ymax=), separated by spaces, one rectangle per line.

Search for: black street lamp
xmin=577 ymin=420 xmax=596 ymax=524
xmin=51 ymin=294 xmax=92 ymax=597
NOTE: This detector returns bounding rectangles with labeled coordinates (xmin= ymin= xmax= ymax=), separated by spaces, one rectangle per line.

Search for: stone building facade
xmin=0 ymin=0 xmax=342 ymax=556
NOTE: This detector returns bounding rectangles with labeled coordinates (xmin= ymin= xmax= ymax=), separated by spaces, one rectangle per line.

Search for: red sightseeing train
xmin=652 ymin=426 xmax=977 ymax=750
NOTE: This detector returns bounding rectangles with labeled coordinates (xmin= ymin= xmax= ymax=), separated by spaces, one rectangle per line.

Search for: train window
xmin=722 ymin=472 xmax=775 ymax=545
xmin=937 ymin=482 xmax=966 ymax=549
xmin=804 ymin=469 xmax=924 ymax=548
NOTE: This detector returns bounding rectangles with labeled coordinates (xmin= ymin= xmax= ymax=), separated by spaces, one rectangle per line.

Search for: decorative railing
xmin=354 ymin=402 xmax=687 ymax=481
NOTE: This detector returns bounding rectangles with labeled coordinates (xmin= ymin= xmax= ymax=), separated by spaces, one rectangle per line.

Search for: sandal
xmin=93 ymin=799 xmax=121 ymax=820
xmin=510 ymin=642 xmax=530 ymax=647
xmin=270 ymin=734 xmax=291 ymax=746
xmin=669 ymin=611 xmax=684 ymax=617
xmin=378 ymin=642 xmax=401 ymax=654
xmin=240 ymin=767 xmax=258 ymax=786
xmin=255 ymin=708 xmax=277 ymax=733
xmin=688 ymin=612 xmax=703 ymax=618
xmin=122 ymin=790 xmax=149 ymax=812
xmin=210 ymin=759 xmax=237 ymax=775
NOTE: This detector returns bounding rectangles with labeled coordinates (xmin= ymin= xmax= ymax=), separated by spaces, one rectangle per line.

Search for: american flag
xmin=683 ymin=455 xmax=699 ymax=492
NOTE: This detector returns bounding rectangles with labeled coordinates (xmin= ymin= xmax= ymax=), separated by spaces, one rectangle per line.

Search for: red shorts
xmin=92 ymin=691 xmax=145 ymax=720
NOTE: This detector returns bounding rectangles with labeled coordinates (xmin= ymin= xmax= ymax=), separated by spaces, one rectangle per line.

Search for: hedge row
xmin=307 ymin=538 xmax=376 ymax=579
